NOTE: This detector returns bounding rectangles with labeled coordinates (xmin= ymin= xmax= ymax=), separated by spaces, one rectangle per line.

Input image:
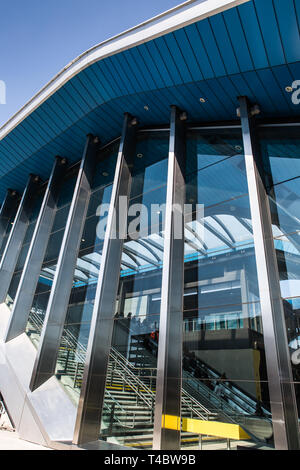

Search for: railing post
xmin=5 ymin=157 xmax=67 ymax=342
xmin=238 ymin=96 xmax=300 ymax=450
xmin=0 ymin=189 xmax=19 ymax=254
xmin=0 ymin=174 xmax=41 ymax=303
xmin=29 ymin=134 xmax=100 ymax=391
xmin=73 ymin=113 xmax=137 ymax=445
xmin=153 ymin=106 xmax=186 ymax=450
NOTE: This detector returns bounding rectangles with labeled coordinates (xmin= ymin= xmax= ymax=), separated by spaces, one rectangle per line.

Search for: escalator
xmin=129 ymin=333 xmax=273 ymax=445
xmin=27 ymin=312 xmax=273 ymax=448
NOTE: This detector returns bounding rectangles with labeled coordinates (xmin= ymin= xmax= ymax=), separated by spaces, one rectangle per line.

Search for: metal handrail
xmin=28 ymin=310 xmax=270 ymax=432
xmin=103 ymin=390 xmax=139 ymax=429
xmin=181 ymin=390 xmax=212 ymax=420
xmin=111 ymin=346 xmax=216 ymax=421
xmin=109 ymin=348 xmax=154 ymax=409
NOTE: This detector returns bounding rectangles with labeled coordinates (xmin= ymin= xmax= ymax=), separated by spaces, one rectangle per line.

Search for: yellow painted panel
xmin=162 ymin=414 xmax=180 ymax=431
xmin=181 ymin=418 xmax=250 ymax=440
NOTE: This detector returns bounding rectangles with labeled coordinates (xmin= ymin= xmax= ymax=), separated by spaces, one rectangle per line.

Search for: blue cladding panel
xmin=145 ymin=41 xmax=174 ymax=87
xmin=184 ymin=23 xmax=215 ymax=79
xmin=238 ymin=2 xmax=269 ymax=70
xmin=254 ymin=0 xmax=286 ymax=66
xmin=273 ymin=0 xmax=300 ymax=64
xmin=165 ymin=33 xmax=195 ymax=82
xmin=0 ymin=0 xmax=299 ymax=202
xmin=136 ymin=44 xmax=165 ymax=89
xmin=242 ymin=71 xmax=276 ymax=113
xmin=196 ymin=19 xmax=227 ymax=77
xmin=173 ymin=28 xmax=203 ymax=81
xmin=223 ymin=8 xmax=254 ymax=72
xmin=129 ymin=48 xmax=157 ymax=90
xmin=256 ymin=68 xmax=292 ymax=114
xmin=209 ymin=14 xmax=240 ymax=75
xmin=153 ymin=36 xmax=183 ymax=85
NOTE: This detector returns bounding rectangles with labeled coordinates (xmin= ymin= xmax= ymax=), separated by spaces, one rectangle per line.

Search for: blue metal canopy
xmin=0 ymin=0 xmax=299 ymax=201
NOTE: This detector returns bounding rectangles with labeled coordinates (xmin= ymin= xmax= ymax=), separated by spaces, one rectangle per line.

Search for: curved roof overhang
xmin=0 ymin=0 xmax=299 ymax=201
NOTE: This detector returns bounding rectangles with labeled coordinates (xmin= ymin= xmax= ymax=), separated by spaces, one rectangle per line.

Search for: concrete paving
xmin=0 ymin=429 xmax=50 ymax=450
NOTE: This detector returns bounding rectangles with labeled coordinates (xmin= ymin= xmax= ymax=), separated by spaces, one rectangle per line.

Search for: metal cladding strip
xmin=73 ymin=113 xmax=137 ymax=445
xmin=239 ymin=96 xmax=300 ymax=450
xmin=0 ymin=174 xmax=41 ymax=303
xmin=153 ymin=106 xmax=186 ymax=451
xmin=5 ymin=156 xmax=68 ymax=343
xmin=29 ymin=134 xmax=100 ymax=392
xmin=0 ymin=189 xmax=19 ymax=251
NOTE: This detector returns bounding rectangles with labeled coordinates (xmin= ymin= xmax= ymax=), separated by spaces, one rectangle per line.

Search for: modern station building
xmin=0 ymin=0 xmax=300 ymax=451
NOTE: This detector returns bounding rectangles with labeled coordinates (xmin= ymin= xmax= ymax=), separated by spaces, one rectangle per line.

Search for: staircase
xmin=26 ymin=312 xmax=273 ymax=448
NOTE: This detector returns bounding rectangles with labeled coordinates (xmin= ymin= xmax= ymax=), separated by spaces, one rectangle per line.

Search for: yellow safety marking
xmin=162 ymin=414 xmax=180 ymax=431
xmin=181 ymin=418 xmax=250 ymax=441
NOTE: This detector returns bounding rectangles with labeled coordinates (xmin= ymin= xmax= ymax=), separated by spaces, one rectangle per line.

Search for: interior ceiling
xmin=0 ymin=0 xmax=299 ymax=202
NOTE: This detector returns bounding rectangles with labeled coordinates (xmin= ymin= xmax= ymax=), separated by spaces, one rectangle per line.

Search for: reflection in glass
xmin=0 ymin=204 xmax=18 ymax=260
xmin=25 ymin=170 xmax=78 ymax=345
xmin=6 ymin=189 xmax=45 ymax=309
xmin=52 ymin=144 xmax=119 ymax=406
xmin=180 ymin=376 xmax=273 ymax=450
xmin=260 ymin=126 xmax=300 ymax=386
xmin=100 ymin=132 xmax=169 ymax=448
xmin=181 ymin=130 xmax=273 ymax=448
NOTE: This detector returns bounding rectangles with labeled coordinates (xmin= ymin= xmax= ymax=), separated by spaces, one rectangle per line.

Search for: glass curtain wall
xmin=0 ymin=203 xmax=19 ymax=260
xmin=181 ymin=129 xmax=273 ymax=450
xmin=260 ymin=125 xmax=300 ymax=419
xmin=6 ymin=189 xmax=45 ymax=309
xmin=25 ymin=169 xmax=78 ymax=346
xmin=53 ymin=142 xmax=119 ymax=403
xmin=100 ymin=132 xmax=169 ymax=449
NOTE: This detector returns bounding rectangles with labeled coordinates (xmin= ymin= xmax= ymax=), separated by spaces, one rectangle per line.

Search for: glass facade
xmin=6 ymin=189 xmax=45 ymax=308
xmin=0 ymin=201 xmax=18 ymax=259
xmin=260 ymin=126 xmax=300 ymax=419
xmin=25 ymin=169 xmax=78 ymax=345
xmin=53 ymin=142 xmax=119 ymax=401
xmin=100 ymin=132 xmax=169 ymax=447
xmin=1 ymin=123 xmax=300 ymax=451
xmin=181 ymin=129 xmax=272 ymax=449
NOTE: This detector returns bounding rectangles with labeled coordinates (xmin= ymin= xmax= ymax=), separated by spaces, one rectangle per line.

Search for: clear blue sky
xmin=0 ymin=0 xmax=182 ymax=127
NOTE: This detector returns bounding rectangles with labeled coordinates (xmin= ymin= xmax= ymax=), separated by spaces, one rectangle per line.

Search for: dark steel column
xmin=239 ymin=96 xmax=300 ymax=450
xmin=29 ymin=135 xmax=100 ymax=391
xmin=0 ymin=174 xmax=41 ymax=303
xmin=153 ymin=106 xmax=186 ymax=450
xmin=73 ymin=113 xmax=137 ymax=445
xmin=5 ymin=157 xmax=67 ymax=342
xmin=0 ymin=189 xmax=19 ymax=251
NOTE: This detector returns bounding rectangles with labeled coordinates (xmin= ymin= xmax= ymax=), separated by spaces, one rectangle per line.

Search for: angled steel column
xmin=5 ymin=157 xmax=67 ymax=342
xmin=0 ymin=174 xmax=41 ymax=304
xmin=0 ymin=189 xmax=19 ymax=251
xmin=152 ymin=106 xmax=186 ymax=450
xmin=239 ymin=96 xmax=300 ymax=450
xmin=29 ymin=135 xmax=100 ymax=391
xmin=73 ymin=113 xmax=137 ymax=445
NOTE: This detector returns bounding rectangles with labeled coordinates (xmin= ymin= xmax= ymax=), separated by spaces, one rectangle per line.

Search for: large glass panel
xmin=0 ymin=201 xmax=19 ymax=260
xmin=260 ymin=126 xmax=300 ymax=402
xmin=100 ymin=132 xmax=169 ymax=449
xmin=25 ymin=168 xmax=78 ymax=345
xmin=53 ymin=142 xmax=119 ymax=404
xmin=181 ymin=129 xmax=273 ymax=449
xmin=6 ymin=189 xmax=45 ymax=309
xmin=180 ymin=377 xmax=272 ymax=450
